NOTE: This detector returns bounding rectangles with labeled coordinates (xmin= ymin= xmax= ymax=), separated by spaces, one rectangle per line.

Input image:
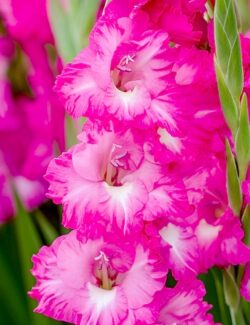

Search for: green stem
xmin=230 ymin=307 xmax=246 ymax=325
xmin=211 ymin=269 xmax=232 ymax=325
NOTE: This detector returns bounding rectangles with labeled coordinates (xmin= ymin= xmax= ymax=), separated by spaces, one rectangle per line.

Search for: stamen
xmin=125 ymin=54 xmax=135 ymax=64
xmin=105 ymin=144 xmax=128 ymax=184
xmin=110 ymin=151 xmax=128 ymax=168
xmin=94 ymin=251 xmax=109 ymax=263
xmin=111 ymin=144 xmax=122 ymax=153
xmin=117 ymin=54 xmax=135 ymax=72
xmin=94 ymin=251 xmax=112 ymax=290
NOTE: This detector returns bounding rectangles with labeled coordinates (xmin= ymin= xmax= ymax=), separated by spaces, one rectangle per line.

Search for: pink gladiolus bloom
xmin=159 ymin=221 xmax=199 ymax=280
xmin=183 ymin=156 xmax=228 ymax=222
xmin=105 ymin=0 xmax=208 ymax=46
xmin=0 ymin=0 xmax=53 ymax=44
xmin=0 ymin=97 xmax=55 ymax=218
xmin=0 ymin=8 xmax=65 ymax=221
xmin=0 ymin=156 xmax=14 ymax=223
xmin=25 ymin=0 xmax=250 ymax=321
xmin=195 ymin=211 xmax=250 ymax=270
xmin=55 ymin=18 xmax=185 ymax=133
xmin=182 ymin=156 xmax=250 ymax=269
xmin=156 ymin=279 xmax=217 ymax=324
xmin=149 ymin=173 xmax=250 ymax=278
xmin=0 ymin=152 xmax=46 ymax=223
xmin=241 ymin=35 xmax=250 ymax=97
xmin=0 ymin=45 xmax=64 ymax=219
xmin=30 ymin=230 xmax=167 ymax=324
xmin=45 ymin=123 xmax=190 ymax=232
xmin=0 ymin=36 xmax=14 ymax=117
xmin=242 ymin=175 xmax=250 ymax=204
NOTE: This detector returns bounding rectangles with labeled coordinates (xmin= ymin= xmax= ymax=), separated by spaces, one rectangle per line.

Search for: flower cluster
xmin=30 ymin=1 xmax=250 ymax=324
xmin=0 ymin=0 xmax=65 ymax=223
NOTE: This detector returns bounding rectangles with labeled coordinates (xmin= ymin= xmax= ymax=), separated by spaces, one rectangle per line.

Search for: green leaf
xmin=204 ymin=268 xmax=232 ymax=324
xmin=48 ymin=0 xmax=100 ymax=63
xmin=242 ymin=298 xmax=250 ymax=324
xmin=14 ymin=196 xmax=57 ymax=325
xmin=66 ymin=114 xmax=86 ymax=148
xmin=231 ymin=308 xmax=247 ymax=325
xmin=223 ymin=267 xmax=240 ymax=311
xmin=214 ymin=0 xmax=243 ymax=101
xmin=0 ymin=224 xmax=31 ymax=323
xmin=226 ymin=140 xmax=243 ymax=215
xmin=0 ymin=248 xmax=30 ymax=323
xmin=48 ymin=0 xmax=78 ymax=62
xmin=0 ymin=297 xmax=24 ymax=325
xmin=34 ymin=210 xmax=59 ymax=245
xmin=14 ymin=196 xmax=41 ymax=290
xmin=236 ymin=93 xmax=250 ymax=181
xmin=215 ymin=60 xmax=239 ymax=136
xmin=72 ymin=0 xmax=100 ymax=48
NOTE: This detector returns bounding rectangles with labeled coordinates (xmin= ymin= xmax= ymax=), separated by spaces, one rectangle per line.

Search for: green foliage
xmin=222 ymin=268 xmax=246 ymax=325
xmin=201 ymin=268 xmax=232 ymax=324
xmin=214 ymin=0 xmax=244 ymax=137
xmin=242 ymin=298 xmax=250 ymax=324
xmin=215 ymin=61 xmax=239 ymax=136
xmin=223 ymin=268 xmax=240 ymax=311
xmin=0 ymin=224 xmax=30 ymax=324
xmin=214 ymin=0 xmax=243 ymax=101
xmin=235 ymin=94 xmax=250 ymax=180
xmin=0 ymin=204 xmax=58 ymax=325
xmin=14 ymin=195 xmax=58 ymax=325
xmin=34 ymin=210 xmax=59 ymax=245
xmin=48 ymin=0 xmax=100 ymax=63
xmin=0 ymin=1 xmax=102 ymax=324
xmin=215 ymin=0 xmax=250 ymax=324
xmin=48 ymin=0 xmax=93 ymax=144
xmin=226 ymin=140 xmax=243 ymax=216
